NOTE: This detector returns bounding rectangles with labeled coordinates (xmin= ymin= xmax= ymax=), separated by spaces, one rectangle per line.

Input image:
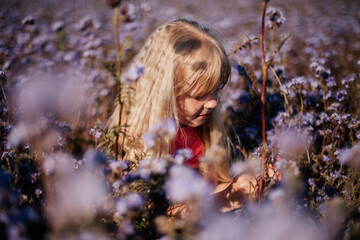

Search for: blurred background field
xmin=1 ymin=0 xmax=359 ymax=114
xmin=0 ymin=0 xmax=360 ymax=239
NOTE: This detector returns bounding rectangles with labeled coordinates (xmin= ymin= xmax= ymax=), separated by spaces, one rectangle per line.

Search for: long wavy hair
xmin=108 ymin=19 xmax=232 ymax=183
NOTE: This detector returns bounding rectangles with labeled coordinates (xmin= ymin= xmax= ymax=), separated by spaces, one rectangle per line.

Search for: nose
xmin=204 ymin=97 xmax=217 ymax=109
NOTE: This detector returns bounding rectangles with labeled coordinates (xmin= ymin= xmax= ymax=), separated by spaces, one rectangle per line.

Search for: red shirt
xmin=170 ymin=127 xmax=205 ymax=169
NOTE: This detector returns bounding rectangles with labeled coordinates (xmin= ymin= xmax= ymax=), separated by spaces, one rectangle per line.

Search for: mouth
xmin=199 ymin=112 xmax=210 ymax=118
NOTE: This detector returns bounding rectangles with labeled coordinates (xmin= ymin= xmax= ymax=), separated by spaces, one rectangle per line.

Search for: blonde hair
xmin=108 ymin=19 xmax=232 ymax=183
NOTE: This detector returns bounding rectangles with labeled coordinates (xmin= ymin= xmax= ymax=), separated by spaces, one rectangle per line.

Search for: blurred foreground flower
xmin=246 ymin=202 xmax=328 ymax=240
xmin=143 ymin=119 xmax=176 ymax=149
xmin=173 ymin=148 xmax=193 ymax=165
xmin=48 ymin=170 xmax=109 ymax=231
xmin=121 ymin=62 xmax=144 ymax=83
xmin=273 ymin=130 xmax=312 ymax=160
xmin=165 ymin=165 xmax=212 ymax=203
xmin=114 ymin=193 xmax=144 ymax=216
xmin=8 ymin=73 xmax=85 ymax=151
xmin=12 ymin=73 xmax=84 ymax=120
xmin=136 ymin=158 xmax=167 ymax=180
xmin=339 ymin=143 xmax=360 ymax=167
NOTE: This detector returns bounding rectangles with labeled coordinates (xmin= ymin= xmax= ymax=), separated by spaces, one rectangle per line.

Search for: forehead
xmin=168 ymin=23 xmax=229 ymax=96
xmin=178 ymin=51 xmax=224 ymax=96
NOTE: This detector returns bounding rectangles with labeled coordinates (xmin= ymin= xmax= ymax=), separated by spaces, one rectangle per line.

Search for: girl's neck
xmin=179 ymin=124 xmax=200 ymax=129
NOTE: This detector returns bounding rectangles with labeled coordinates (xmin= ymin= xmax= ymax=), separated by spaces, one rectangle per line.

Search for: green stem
xmin=258 ymin=0 xmax=269 ymax=202
xmin=0 ymin=82 xmax=7 ymax=103
xmin=113 ymin=7 xmax=124 ymax=159
xmin=270 ymin=66 xmax=290 ymax=115
xmin=299 ymin=89 xmax=303 ymax=129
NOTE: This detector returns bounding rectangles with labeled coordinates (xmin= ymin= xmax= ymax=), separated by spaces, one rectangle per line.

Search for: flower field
xmin=0 ymin=0 xmax=359 ymax=239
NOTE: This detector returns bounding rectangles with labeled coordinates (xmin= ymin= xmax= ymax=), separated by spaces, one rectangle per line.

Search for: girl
xmin=108 ymin=18 xmax=256 ymax=212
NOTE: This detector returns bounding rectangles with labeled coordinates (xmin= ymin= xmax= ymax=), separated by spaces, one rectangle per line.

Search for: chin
xmin=188 ymin=119 xmax=207 ymax=128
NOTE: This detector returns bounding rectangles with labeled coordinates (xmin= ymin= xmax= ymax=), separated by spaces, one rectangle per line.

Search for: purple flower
xmin=308 ymin=178 xmax=315 ymax=187
xmin=322 ymin=155 xmax=331 ymax=163
xmin=120 ymin=4 xmax=138 ymax=23
xmin=336 ymin=89 xmax=347 ymax=102
xmin=274 ymin=112 xmax=290 ymax=127
xmin=265 ymin=7 xmax=285 ymax=29
xmin=310 ymin=62 xmax=330 ymax=78
xmin=35 ymin=189 xmax=43 ymax=198
xmin=88 ymin=127 xmax=102 ymax=139
xmin=325 ymin=77 xmax=336 ymax=87
xmin=341 ymin=74 xmax=355 ymax=87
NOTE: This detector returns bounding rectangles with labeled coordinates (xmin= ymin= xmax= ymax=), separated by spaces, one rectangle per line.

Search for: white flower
xmin=112 ymin=180 xmax=122 ymax=192
xmin=152 ymin=119 xmax=177 ymax=138
xmin=143 ymin=132 xmax=156 ymax=149
xmin=121 ymin=62 xmax=144 ymax=83
xmin=173 ymin=148 xmax=193 ymax=165
xmin=140 ymin=2 xmax=151 ymax=12
xmin=51 ymin=20 xmax=65 ymax=32
xmin=265 ymin=7 xmax=286 ymax=29
xmin=136 ymin=158 xmax=167 ymax=180
xmin=115 ymin=200 xmax=128 ymax=215
xmin=142 ymin=119 xmax=177 ymax=149
xmin=277 ymin=131 xmax=308 ymax=156
xmin=49 ymin=173 xmax=108 ymax=228
xmin=289 ymin=76 xmax=305 ymax=89
xmin=109 ymin=160 xmax=128 ymax=173
xmin=268 ymin=188 xmax=286 ymax=202
xmin=151 ymin=158 xmax=167 ymax=175
xmin=137 ymin=159 xmax=152 ymax=180
xmin=115 ymin=193 xmax=144 ymax=215
xmin=165 ymin=165 xmax=212 ymax=203
xmin=339 ymin=144 xmax=360 ymax=166
xmin=230 ymin=161 xmax=248 ymax=176
xmin=125 ymin=193 xmax=144 ymax=208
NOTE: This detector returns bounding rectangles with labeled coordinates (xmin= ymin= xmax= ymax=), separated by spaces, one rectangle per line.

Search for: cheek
xmin=184 ymin=99 xmax=203 ymax=115
xmin=176 ymin=97 xmax=186 ymax=112
xmin=176 ymin=97 xmax=203 ymax=119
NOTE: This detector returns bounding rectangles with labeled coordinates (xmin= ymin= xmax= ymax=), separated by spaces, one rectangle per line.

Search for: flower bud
xmin=105 ymin=0 xmax=122 ymax=8
xmin=119 ymin=4 xmax=137 ymax=23
xmin=0 ymin=70 xmax=6 ymax=84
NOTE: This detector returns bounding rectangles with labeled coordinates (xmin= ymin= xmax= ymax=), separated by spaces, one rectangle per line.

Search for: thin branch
xmin=229 ymin=36 xmax=259 ymax=56
xmin=113 ymin=6 xmax=123 ymax=158
xmin=266 ymin=33 xmax=293 ymax=66
xmin=270 ymin=66 xmax=290 ymax=115
xmin=258 ymin=0 xmax=269 ymax=202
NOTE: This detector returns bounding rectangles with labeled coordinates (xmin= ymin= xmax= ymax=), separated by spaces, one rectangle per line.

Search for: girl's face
xmin=176 ymin=87 xmax=218 ymax=127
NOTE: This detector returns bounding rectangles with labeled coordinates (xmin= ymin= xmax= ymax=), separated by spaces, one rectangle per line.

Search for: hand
xmin=214 ymin=173 xmax=257 ymax=213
